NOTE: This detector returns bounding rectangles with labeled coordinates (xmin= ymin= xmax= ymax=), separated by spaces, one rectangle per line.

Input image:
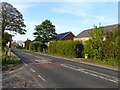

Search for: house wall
xmin=74 ymin=37 xmax=89 ymax=42
xmin=74 ymin=36 xmax=106 ymax=43
xmin=62 ymin=32 xmax=75 ymax=40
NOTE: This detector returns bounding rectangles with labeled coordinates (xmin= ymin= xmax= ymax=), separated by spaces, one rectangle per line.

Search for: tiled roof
xmin=75 ymin=24 xmax=118 ymax=38
xmin=56 ymin=32 xmax=71 ymax=40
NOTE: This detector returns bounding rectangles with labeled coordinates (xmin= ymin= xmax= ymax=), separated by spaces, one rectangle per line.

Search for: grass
xmin=0 ymin=48 xmax=2 ymax=57
xmin=48 ymin=53 xmax=119 ymax=69
xmin=73 ymin=58 xmax=119 ymax=68
xmin=2 ymin=49 xmax=23 ymax=71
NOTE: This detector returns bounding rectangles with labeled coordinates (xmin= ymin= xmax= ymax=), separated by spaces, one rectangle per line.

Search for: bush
xmin=29 ymin=42 xmax=46 ymax=52
xmin=29 ymin=42 xmax=35 ymax=51
xmin=84 ymin=25 xmax=119 ymax=66
xmin=37 ymin=44 xmax=44 ymax=52
xmin=48 ymin=40 xmax=84 ymax=58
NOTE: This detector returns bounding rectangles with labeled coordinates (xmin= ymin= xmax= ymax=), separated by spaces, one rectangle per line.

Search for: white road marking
xmin=61 ymin=64 xmax=118 ymax=83
xmin=9 ymin=71 xmax=14 ymax=74
xmin=48 ymin=58 xmax=52 ymax=60
xmin=25 ymin=64 xmax=28 ymax=66
xmin=26 ymin=53 xmax=33 ymax=56
xmin=35 ymin=59 xmax=50 ymax=64
xmin=30 ymin=68 xmax=35 ymax=73
xmin=61 ymin=64 xmax=79 ymax=71
xmin=48 ymin=62 xmax=52 ymax=63
xmin=23 ymin=62 xmax=28 ymax=66
xmin=35 ymin=56 xmax=39 ymax=58
xmin=35 ymin=56 xmax=43 ymax=59
xmin=38 ymin=75 xmax=46 ymax=81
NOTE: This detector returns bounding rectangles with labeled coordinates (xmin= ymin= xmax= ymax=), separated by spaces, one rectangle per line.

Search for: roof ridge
xmin=75 ymin=24 xmax=117 ymax=38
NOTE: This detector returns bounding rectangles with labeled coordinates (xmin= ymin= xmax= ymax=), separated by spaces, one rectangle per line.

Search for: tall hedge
xmin=48 ymin=40 xmax=84 ymax=58
xmin=29 ymin=42 xmax=35 ymax=51
xmin=84 ymin=25 xmax=120 ymax=62
xmin=29 ymin=42 xmax=44 ymax=52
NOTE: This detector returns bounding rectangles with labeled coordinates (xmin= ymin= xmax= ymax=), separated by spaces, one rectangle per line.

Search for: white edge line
xmin=30 ymin=68 xmax=35 ymax=73
xmin=25 ymin=64 xmax=28 ymax=66
xmin=23 ymin=62 xmax=28 ymax=66
xmin=9 ymin=71 xmax=14 ymax=74
xmin=48 ymin=59 xmax=52 ymax=60
xmin=61 ymin=64 xmax=118 ymax=83
xmin=38 ymin=75 xmax=46 ymax=81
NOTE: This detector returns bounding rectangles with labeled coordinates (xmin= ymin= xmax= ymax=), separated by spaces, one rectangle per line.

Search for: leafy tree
xmin=84 ymin=25 xmax=105 ymax=59
xmin=1 ymin=2 xmax=26 ymax=49
xmin=1 ymin=2 xmax=26 ymax=35
xmin=84 ymin=24 xmax=120 ymax=66
xmin=102 ymin=26 xmax=119 ymax=61
xmin=29 ymin=42 xmax=35 ymax=51
xmin=2 ymin=32 xmax=12 ymax=48
xmin=33 ymin=19 xmax=57 ymax=44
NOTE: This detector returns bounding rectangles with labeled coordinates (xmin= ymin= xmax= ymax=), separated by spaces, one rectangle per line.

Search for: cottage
xmin=74 ymin=24 xmax=118 ymax=42
xmin=56 ymin=31 xmax=75 ymax=40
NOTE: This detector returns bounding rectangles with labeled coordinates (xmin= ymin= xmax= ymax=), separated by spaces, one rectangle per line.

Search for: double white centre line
xmin=61 ymin=64 xmax=118 ymax=83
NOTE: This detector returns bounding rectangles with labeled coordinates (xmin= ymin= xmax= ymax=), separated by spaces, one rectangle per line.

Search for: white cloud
xmin=5 ymin=2 xmax=39 ymax=14
xmin=95 ymin=16 xmax=117 ymax=24
xmin=53 ymin=3 xmax=93 ymax=17
xmin=4 ymin=1 xmax=117 ymax=41
xmin=80 ymin=16 xmax=117 ymax=26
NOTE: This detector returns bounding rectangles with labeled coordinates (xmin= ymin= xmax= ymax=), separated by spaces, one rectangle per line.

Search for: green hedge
xmin=29 ymin=42 xmax=46 ymax=52
xmin=48 ymin=40 xmax=84 ymax=58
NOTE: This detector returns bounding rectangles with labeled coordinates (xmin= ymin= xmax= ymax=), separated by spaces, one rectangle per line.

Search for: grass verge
xmin=48 ymin=53 xmax=119 ymax=69
xmin=2 ymin=49 xmax=23 ymax=71
xmin=73 ymin=58 xmax=119 ymax=68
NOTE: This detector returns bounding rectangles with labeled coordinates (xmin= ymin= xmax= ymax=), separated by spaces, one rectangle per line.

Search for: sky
xmin=3 ymin=1 xmax=118 ymax=41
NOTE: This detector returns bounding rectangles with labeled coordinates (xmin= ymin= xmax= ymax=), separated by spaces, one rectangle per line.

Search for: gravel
xmin=2 ymin=65 xmax=42 ymax=88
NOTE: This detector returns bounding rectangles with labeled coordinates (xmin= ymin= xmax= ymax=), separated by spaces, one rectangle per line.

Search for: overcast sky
xmin=2 ymin=1 xmax=118 ymax=41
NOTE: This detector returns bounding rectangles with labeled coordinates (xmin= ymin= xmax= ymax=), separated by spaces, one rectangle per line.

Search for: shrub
xmin=48 ymin=40 xmax=84 ymax=58
xmin=29 ymin=42 xmax=46 ymax=52
xmin=84 ymin=25 xmax=119 ymax=66
xmin=37 ymin=44 xmax=44 ymax=52
xmin=29 ymin=42 xmax=35 ymax=51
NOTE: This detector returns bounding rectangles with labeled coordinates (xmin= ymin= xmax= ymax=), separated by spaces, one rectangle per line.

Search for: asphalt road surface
xmin=11 ymin=48 xmax=119 ymax=88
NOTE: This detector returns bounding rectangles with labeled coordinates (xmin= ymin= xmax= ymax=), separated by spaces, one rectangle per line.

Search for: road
xmin=11 ymin=48 xmax=119 ymax=88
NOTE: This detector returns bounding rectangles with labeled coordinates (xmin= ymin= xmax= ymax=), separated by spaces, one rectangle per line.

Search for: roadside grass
xmin=2 ymin=49 xmax=23 ymax=71
xmin=0 ymin=51 xmax=2 ymax=57
xmin=0 ymin=49 xmax=2 ymax=68
xmin=72 ymin=58 xmax=119 ymax=68
xmin=48 ymin=53 xmax=119 ymax=68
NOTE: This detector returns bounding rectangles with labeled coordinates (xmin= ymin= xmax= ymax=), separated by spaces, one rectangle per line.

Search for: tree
xmin=1 ymin=2 xmax=26 ymax=49
xmin=84 ymin=25 xmax=105 ymax=59
xmin=1 ymin=2 xmax=26 ymax=35
xmin=29 ymin=42 xmax=35 ymax=51
xmin=84 ymin=24 xmax=120 ymax=65
xmin=102 ymin=26 xmax=119 ymax=61
xmin=33 ymin=19 xmax=57 ymax=44
xmin=2 ymin=32 xmax=12 ymax=48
